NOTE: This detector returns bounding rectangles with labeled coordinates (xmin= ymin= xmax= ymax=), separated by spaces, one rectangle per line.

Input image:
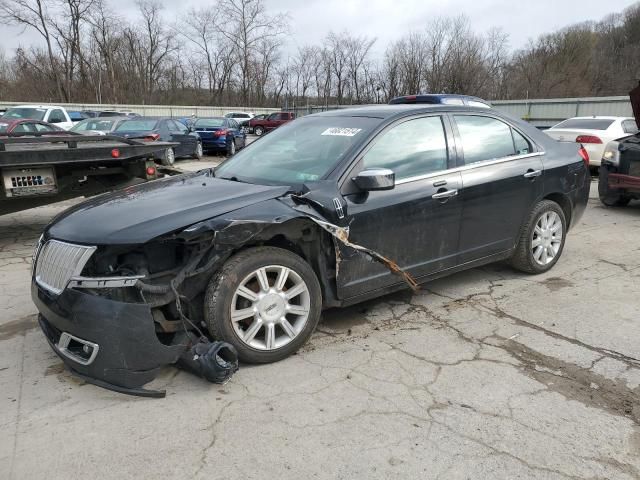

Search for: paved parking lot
xmin=1 ymin=179 xmax=639 ymax=480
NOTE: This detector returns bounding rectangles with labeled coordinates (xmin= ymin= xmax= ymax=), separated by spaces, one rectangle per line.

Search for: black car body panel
xmin=31 ymin=104 xmax=590 ymax=394
xmin=46 ymin=172 xmax=289 ymax=244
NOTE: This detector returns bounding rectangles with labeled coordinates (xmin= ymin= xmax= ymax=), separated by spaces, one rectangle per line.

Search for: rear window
xmin=2 ymin=107 xmax=47 ymax=121
xmin=115 ymin=120 xmax=158 ymax=131
xmin=71 ymin=119 xmax=116 ymax=132
xmin=195 ymin=118 xmax=224 ymax=128
xmin=552 ymin=119 xmax=615 ymax=130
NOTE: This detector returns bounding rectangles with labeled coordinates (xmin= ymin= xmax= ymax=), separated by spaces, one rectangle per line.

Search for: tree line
xmin=0 ymin=0 xmax=639 ymax=108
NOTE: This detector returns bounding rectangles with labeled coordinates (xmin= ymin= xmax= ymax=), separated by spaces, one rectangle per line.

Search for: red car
xmin=0 ymin=119 xmax=72 ymax=136
xmin=248 ymin=112 xmax=296 ymax=136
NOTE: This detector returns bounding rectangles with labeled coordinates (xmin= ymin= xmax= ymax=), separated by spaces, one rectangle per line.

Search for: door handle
xmin=523 ymin=169 xmax=542 ymax=178
xmin=432 ymin=189 xmax=458 ymax=200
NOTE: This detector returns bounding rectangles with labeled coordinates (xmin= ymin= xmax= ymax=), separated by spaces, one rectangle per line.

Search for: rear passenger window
xmin=363 ymin=116 xmax=448 ymax=180
xmin=454 ymin=115 xmax=530 ymax=164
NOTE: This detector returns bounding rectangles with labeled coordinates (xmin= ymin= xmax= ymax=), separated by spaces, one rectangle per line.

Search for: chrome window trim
xmin=395 ymin=151 xmax=545 ymax=185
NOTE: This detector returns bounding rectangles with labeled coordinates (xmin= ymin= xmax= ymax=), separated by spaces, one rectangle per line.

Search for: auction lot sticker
xmin=321 ymin=128 xmax=362 ymax=136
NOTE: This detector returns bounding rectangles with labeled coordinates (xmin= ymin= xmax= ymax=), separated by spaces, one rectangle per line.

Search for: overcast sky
xmin=2 ymin=0 xmax=638 ymax=57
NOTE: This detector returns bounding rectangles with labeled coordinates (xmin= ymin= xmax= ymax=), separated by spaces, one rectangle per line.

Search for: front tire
xmin=598 ymin=168 xmax=630 ymax=206
xmin=254 ymin=126 xmax=264 ymax=136
xmin=204 ymin=247 xmax=322 ymax=364
xmin=509 ymin=200 xmax=567 ymax=274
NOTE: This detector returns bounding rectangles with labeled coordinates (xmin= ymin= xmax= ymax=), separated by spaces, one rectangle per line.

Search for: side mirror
xmin=352 ymin=168 xmax=395 ymax=191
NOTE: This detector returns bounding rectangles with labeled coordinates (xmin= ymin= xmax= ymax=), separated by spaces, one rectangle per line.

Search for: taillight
xmin=143 ymin=133 xmax=160 ymax=141
xmin=575 ymin=135 xmax=602 ymax=144
xmin=146 ymin=166 xmax=156 ymax=176
xmin=214 ymin=129 xmax=229 ymax=137
xmin=110 ymin=148 xmax=120 ymax=158
xmin=578 ymin=146 xmax=589 ymax=166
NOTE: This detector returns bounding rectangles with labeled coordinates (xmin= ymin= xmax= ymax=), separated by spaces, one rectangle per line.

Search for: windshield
xmin=552 ymin=118 xmax=615 ymax=130
xmin=216 ymin=116 xmax=380 ymax=184
xmin=195 ymin=118 xmax=224 ymax=128
xmin=115 ymin=119 xmax=158 ymax=131
xmin=1 ymin=107 xmax=47 ymax=121
xmin=71 ymin=119 xmax=116 ymax=132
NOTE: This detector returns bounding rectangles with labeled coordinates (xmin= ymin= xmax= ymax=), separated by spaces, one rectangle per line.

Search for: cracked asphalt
xmin=1 ymin=178 xmax=639 ymax=480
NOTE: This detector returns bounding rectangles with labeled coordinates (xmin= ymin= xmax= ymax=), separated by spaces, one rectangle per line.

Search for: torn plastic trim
xmin=69 ymin=275 xmax=145 ymax=289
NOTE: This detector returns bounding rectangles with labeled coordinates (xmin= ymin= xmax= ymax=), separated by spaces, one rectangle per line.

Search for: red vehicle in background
xmin=0 ymin=119 xmax=74 ymax=136
xmin=248 ymin=112 xmax=295 ymax=136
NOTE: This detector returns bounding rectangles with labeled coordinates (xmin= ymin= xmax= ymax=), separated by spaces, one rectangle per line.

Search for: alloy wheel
xmin=230 ymin=265 xmax=311 ymax=351
xmin=531 ymin=211 xmax=563 ymax=266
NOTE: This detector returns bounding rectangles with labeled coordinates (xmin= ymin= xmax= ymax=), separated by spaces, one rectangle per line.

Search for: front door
xmin=337 ymin=115 xmax=462 ymax=299
xmin=451 ymin=114 xmax=545 ymax=263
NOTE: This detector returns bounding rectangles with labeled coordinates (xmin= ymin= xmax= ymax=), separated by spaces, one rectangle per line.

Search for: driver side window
xmin=362 ymin=116 xmax=448 ymax=180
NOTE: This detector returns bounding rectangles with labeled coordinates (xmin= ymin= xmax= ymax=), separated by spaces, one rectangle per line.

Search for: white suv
xmin=1 ymin=105 xmax=75 ymax=130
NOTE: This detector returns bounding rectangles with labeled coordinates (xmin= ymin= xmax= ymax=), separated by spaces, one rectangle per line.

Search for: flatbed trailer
xmin=0 ymin=134 xmax=176 ymax=215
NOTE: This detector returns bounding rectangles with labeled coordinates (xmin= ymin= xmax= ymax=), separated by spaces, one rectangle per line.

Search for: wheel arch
xmin=226 ymin=219 xmax=341 ymax=308
xmin=543 ymin=192 xmax=573 ymax=228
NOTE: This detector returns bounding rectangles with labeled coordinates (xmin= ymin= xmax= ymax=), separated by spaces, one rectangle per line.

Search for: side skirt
xmin=337 ymin=249 xmax=513 ymax=308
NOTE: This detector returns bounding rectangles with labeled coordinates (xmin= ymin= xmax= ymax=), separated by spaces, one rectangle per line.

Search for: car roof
xmin=308 ymin=104 xmax=495 ymax=120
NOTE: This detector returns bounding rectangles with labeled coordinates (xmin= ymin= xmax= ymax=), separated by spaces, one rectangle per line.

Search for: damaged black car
xmin=32 ymin=104 xmax=590 ymax=396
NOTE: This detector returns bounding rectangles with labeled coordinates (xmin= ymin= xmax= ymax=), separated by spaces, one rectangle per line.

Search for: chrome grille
xmin=35 ymin=240 xmax=96 ymax=295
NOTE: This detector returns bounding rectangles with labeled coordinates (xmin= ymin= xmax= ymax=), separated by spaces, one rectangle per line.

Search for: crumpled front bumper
xmin=32 ymin=282 xmax=185 ymax=396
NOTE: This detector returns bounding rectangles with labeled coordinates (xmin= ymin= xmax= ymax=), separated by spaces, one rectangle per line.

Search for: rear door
xmin=452 ymin=114 xmax=544 ymax=263
xmin=227 ymin=119 xmax=246 ymax=147
xmin=168 ymin=120 xmax=195 ymax=156
xmin=338 ymin=114 xmax=462 ymax=298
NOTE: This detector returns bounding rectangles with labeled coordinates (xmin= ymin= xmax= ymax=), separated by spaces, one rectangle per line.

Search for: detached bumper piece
xmin=33 ymin=284 xmax=190 ymax=398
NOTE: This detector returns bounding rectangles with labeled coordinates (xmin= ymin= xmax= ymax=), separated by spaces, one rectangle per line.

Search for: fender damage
xmin=33 ymin=174 xmax=417 ymax=397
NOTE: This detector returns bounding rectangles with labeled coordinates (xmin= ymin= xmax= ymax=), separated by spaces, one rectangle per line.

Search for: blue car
xmin=193 ymin=117 xmax=247 ymax=155
xmin=389 ymin=94 xmax=491 ymax=108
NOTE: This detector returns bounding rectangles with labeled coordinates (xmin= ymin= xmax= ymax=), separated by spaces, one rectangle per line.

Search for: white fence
xmin=0 ymin=101 xmax=280 ymax=118
xmin=491 ymin=96 xmax=633 ymax=127
xmin=0 ymin=96 xmax=634 ymax=126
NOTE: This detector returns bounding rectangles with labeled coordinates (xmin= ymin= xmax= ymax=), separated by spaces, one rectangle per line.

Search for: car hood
xmin=46 ymin=171 xmax=290 ymax=245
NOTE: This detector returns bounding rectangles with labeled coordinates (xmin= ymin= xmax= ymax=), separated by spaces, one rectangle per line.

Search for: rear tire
xmin=509 ymin=200 xmax=567 ymax=274
xmin=227 ymin=138 xmax=236 ymax=156
xmin=160 ymin=147 xmax=175 ymax=166
xmin=204 ymin=247 xmax=322 ymax=364
xmin=254 ymin=126 xmax=264 ymax=136
xmin=192 ymin=142 xmax=203 ymax=160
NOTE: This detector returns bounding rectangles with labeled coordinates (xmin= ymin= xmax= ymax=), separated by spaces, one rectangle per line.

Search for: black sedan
xmin=31 ymin=104 xmax=589 ymax=395
xmin=192 ymin=117 xmax=247 ymax=155
xmin=113 ymin=117 xmax=202 ymax=165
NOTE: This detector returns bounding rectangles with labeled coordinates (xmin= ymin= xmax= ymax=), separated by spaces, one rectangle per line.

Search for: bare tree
xmin=218 ymin=0 xmax=288 ymax=104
